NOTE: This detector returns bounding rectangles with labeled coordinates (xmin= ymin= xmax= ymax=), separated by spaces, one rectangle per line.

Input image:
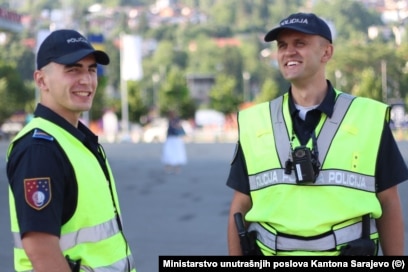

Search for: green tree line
xmin=0 ymin=0 xmax=407 ymax=126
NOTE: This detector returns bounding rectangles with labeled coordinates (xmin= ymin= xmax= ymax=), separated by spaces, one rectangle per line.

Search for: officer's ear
xmin=33 ymin=69 xmax=48 ymax=91
xmin=321 ymin=42 xmax=333 ymax=63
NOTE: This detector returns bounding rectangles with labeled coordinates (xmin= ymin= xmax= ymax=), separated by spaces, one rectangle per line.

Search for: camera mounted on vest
xmin=289 ymin=146 xmax=320 ymax=184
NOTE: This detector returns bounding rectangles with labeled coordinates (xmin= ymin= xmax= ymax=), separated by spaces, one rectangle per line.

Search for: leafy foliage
xmin=255 ymin=78 xmax=280 ymax=104
xmin=209 ymin=74 xmax=241 ymax=114
xmin=0 ymin=62 xmax=33 ymax=121
xmin=159 ymin=67 xmax=196 ymax=118
xmin=0 ymin=0 xmax=407 ymax=126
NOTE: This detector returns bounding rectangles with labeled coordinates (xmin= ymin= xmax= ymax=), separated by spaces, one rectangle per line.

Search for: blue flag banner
xmin=88 ymin=33 xmax=107 ymax=76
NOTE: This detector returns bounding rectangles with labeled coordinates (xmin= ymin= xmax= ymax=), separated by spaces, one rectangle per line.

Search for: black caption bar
xmin=159 ymin=256 xmax=407 ymax=271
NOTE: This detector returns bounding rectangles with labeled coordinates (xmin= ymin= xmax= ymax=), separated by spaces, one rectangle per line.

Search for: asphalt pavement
xmin=0 ymin=141 xmax=235 ymax=272
xmin=1 ymin=140 xmax=408 ymax=272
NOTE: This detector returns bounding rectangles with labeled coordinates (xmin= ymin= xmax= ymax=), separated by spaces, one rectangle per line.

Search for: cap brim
xmin=264 ymin=26 xmax=319 ymax=42
xmin=54 ymin=49 xmax=110 ymax=66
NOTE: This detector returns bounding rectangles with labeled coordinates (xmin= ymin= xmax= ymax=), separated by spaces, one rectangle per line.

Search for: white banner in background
xmin=36 ymin=30 xmax=51 ymax=57
xmin=120 ymin=34 xmax=143 ymax=81
xmin=34 ymin=30 xmax=51 ymax=103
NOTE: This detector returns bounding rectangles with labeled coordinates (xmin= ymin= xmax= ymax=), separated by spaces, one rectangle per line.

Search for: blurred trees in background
xmin=0 ymin=0 xmax=407 ymax=125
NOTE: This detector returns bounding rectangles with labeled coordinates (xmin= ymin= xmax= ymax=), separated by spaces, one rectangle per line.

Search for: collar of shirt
xmin=287 ymin=80 xmax=336 ymax=145
xmin=288 ymin=80 xmax=336 ymax=119
xmin=34 ymin=103 xmax=99 ymax=145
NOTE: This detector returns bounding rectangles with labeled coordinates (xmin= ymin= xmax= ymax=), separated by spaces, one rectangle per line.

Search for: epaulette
xmin=32 ymin=128 xmax=54 ymax=141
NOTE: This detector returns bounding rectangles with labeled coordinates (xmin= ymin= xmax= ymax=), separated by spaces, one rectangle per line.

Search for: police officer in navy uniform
xmin=226 ymin=13 xmax=408 ymax=256
xmin=7 ymin=30 xmax=136 ymax=271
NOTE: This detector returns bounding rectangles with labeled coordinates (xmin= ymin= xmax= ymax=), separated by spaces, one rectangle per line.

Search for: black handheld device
xmin=65 ymin=255 xmax=81 ymax=272
xmin=233 ymin=212 xmax=260 ymax=256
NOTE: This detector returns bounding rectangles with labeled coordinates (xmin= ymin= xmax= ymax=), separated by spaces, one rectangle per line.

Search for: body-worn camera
xmin=292 ymin=146 xmax=320 ymax=184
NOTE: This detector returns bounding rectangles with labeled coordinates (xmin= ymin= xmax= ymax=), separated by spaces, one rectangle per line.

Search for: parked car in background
xmin=141 ymin=118 xmax=193 ymax=143
xmin=1 ymin=120 xmax=24 ymax=139
xmin=0 ymin=111 xmax=27 ymax=140
xmin=142 ymin=118 xmax=168 ymax=143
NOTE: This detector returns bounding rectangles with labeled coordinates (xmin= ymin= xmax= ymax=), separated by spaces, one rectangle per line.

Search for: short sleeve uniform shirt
xmin=227 ymin=83 xmax=408 ymax=194
xmin=7 ymin=104 xmax=108 ymax=238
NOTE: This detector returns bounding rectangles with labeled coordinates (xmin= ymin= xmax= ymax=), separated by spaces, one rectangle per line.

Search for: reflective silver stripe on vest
xmin=12 ymin=217 xmax=120 ymax=250
xmin=19 ymin=255 xmax=136 ymax=272
xmin=270 ymin=96 xmax=289 ymax=167
xmin=248 ymin=218 xmax=377 ymax=251
xmin=315 ymin=93 xmax=354 ymax=164
xmin=12 ymin=217 xmax=135 ymax=271
xmin=16 ymin=255 xmax=135 ymax=272
xmin=249 ymin=168 xmax=375 ymax=192
xmin=60 ymin=217 xmax=121 ymax=251
xmin=271 ymin=93 xmax=355 ymax=166
xmin=80 ymin=254 xmax=136 ymax=272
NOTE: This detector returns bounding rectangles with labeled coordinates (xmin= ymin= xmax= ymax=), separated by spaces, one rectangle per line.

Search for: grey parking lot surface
xmin=0 ymin=141 xmax=234 ymax=272
xmin=1 ymin=140 xmax=408 ymax=271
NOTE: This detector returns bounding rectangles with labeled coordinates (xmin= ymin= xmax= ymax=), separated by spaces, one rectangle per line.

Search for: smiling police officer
xmin=6 ymin=29 xmax=136 ymax=271
xmin=227 ymin=13 xmax=408 ymax=256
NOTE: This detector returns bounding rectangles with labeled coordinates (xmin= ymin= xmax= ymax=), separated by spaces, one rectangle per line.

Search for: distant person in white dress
xmin=161 ymin=110 xmax=187 ymax=174
xmin=102 ymin=108 xmax=119 ymax=143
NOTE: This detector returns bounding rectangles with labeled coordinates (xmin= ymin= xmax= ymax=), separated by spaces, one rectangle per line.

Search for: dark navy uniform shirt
xmin=7 ymin=103 xmax=110 ymax=238
xmin=227 ymin=81 xmax=408 ymax=194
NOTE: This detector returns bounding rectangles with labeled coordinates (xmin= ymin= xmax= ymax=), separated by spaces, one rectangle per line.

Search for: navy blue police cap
xmin=264 ymin=13 xmax=332 ymax=43
xmin=36 ymin=29 xmax=110 ymax=70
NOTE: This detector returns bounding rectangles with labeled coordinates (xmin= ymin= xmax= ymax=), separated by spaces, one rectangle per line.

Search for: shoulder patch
xmin=24 ymin=177 xmax=52 ymax=210
xmin=32 ymin=128 xmax=54 ymax=141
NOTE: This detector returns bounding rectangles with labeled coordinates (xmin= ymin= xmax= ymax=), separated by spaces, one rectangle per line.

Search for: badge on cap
xmin=24 ymin=177 xmax=51 ymax=210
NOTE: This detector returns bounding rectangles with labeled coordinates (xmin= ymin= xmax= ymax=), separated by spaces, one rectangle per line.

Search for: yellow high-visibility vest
xmin=8 ymin=117 xmax=136 ymax=271
xmin=238 ymin=91 xmax=389 ymax=255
